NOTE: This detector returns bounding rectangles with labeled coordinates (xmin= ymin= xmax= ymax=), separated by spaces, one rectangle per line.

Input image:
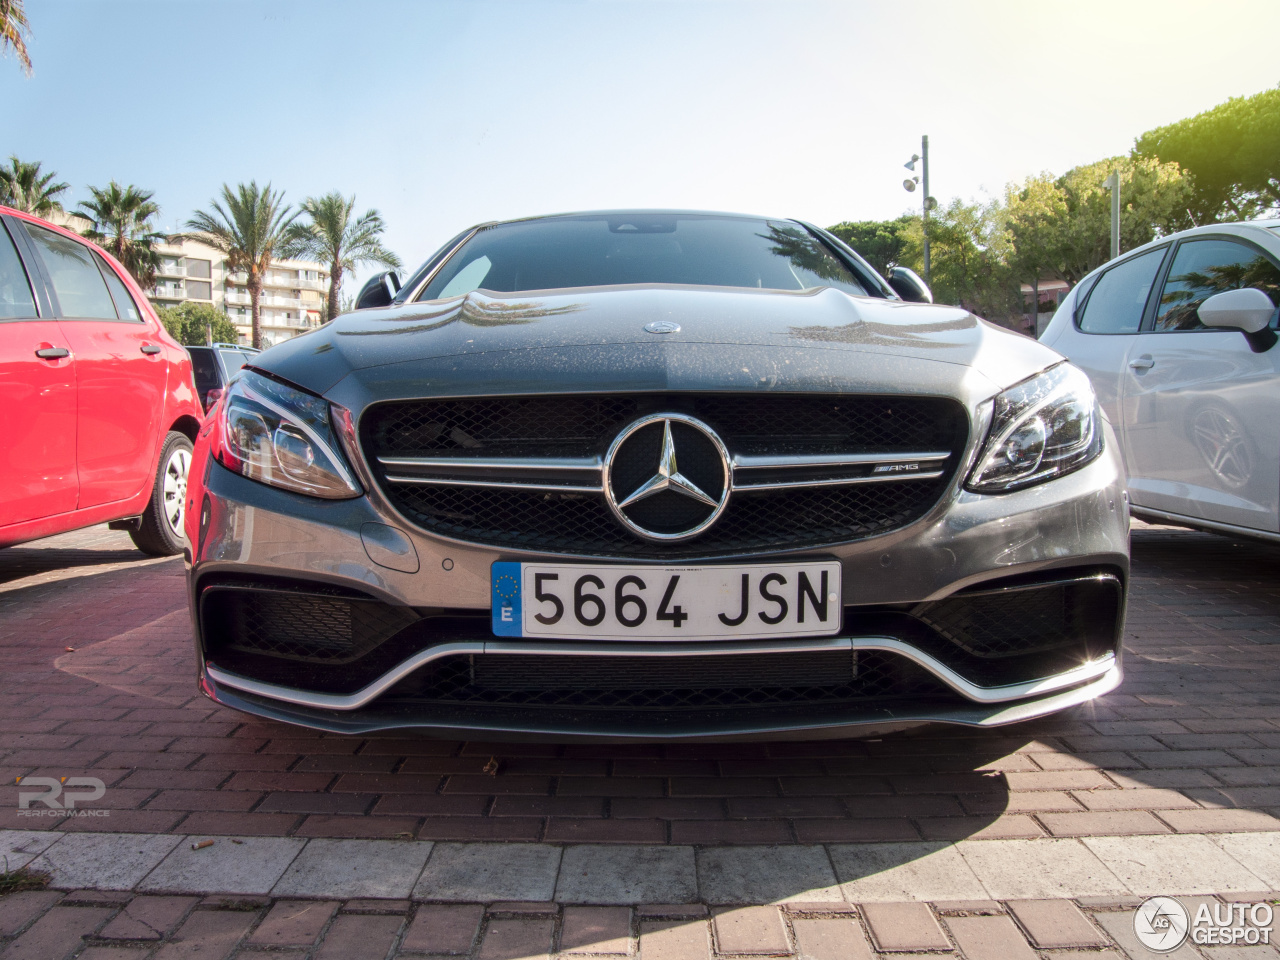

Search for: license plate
xmin=491 ymin=560 xmax=842 ymax=641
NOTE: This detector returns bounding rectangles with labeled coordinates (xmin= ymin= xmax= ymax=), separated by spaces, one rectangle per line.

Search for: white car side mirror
xmin=1198 ymin=287 xmax=1275 ymax=334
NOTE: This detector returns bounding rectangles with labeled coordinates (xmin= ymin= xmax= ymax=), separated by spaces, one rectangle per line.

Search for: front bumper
xmin=187 ymin=421 xmax=1130 ymax=739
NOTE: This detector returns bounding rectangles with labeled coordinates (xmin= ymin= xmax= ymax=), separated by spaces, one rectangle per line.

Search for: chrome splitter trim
xmin=205 ymin=638 xmax=1117 ymax=713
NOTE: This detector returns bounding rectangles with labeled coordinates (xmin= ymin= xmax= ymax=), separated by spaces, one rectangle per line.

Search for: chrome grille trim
xmin=380 ymin=450 xmax=953 ymax=492
xmin=731 ymin=451 xmax=951 ymax=470
xmin=205 ymin=639 xmax=1118 ymax=712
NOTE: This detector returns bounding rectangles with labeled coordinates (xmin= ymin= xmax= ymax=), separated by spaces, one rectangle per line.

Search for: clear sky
xmin=5 ymin=0 xmax=1279 ymax=290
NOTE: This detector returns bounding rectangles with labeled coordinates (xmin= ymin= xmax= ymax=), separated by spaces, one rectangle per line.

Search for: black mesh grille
xmin=361 ymin=393 xmax=967 ymax=558
xmin=200 ymin=582 xmax=420 ymax=665
xmin=913 ymin=574 xmax=1123 ymax=660
xmin=387 ymin=649 xmax=945 ymax=711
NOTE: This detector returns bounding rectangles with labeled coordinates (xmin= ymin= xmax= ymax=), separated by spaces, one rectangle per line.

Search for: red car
xmin=0 ymin=206 xmax=203 ymax=555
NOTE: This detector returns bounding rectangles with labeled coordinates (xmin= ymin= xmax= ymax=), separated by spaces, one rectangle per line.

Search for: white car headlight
xmin=216 ymin=370 xmax=362 ymax=499
xmin=966 ymin=363 xmax=1103 ymax=493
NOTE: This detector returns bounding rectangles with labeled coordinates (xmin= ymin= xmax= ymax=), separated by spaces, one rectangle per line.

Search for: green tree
xmin=1135 ymin=85 xmax=1280 ymax=222
xmin=285 ymin=191 xmax=401 ymax=321
xmin=183 ymin=182 xmax=297 ymax=349
xmin=898 ymin=199 xmax=1021 ymax=323
xmin=826 ymin=217 xmax=911 ymax=275
xmin=0 ymin=156 xmax=68 ymax=215
xmin=1054 ymin=156 xmax=1190 ymax=285
xmin=157 ymin=302 xmax=239 ymax=346
xmin=1 ymin=0 xmax=31 ymax=75
xmin=75 ymin=181 xmax=164 ymax=288
xmin=1005 ymin=174 xmax=1069 ymax=318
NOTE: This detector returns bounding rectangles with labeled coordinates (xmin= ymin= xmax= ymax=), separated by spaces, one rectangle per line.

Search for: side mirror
xmin=354 ymin=271 xmax=402 ymax=310
xmin=887 ymin=266 xmax=933 ymax=304
xmin=203 ymin=388 xmax=223 ymax=413
xmin=1199 ymin=288 xmax=1278 ymax=352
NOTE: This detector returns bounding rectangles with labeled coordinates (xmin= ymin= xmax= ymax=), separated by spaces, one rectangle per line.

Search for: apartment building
xmin=150 ymin=236 xmax=329 ymax=346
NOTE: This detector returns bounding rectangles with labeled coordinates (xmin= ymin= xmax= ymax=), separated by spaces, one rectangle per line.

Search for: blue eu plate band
xmin=491 ymin=561 xmax=523 ymax=636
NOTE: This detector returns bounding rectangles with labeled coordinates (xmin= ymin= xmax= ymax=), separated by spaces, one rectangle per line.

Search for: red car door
xmin=22 ymin=223 xmax=167 ymax=509
xmin=0 ymin=219 xmax=78 ymax=527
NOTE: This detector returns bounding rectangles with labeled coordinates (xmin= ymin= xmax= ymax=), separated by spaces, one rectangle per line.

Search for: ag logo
xmin=16 ymin=776 xmax=106 ymax=810
xmin=1134 ymin=896 xmax=1190 ymax=952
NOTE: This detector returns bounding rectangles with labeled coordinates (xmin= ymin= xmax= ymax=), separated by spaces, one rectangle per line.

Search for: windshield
xmin=416 ymin=214 xmax=869 ymax=300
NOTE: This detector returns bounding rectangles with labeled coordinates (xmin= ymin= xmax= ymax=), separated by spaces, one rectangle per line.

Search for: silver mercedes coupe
xmin=185 ymin=210 xmax=1129 ymax=739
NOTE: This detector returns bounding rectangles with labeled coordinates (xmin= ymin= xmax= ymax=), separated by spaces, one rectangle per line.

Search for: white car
xmin=1042 ymin=220 xmax=1280 ymax=543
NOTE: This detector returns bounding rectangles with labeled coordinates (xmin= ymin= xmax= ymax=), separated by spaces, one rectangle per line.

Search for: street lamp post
xmin=903 ymin=135 xmax=937 ymax=286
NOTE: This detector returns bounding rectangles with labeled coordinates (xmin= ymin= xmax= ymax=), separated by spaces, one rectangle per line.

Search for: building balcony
xmin=156 ymin=261 xmax=185 ymax=278
xmin=151 ymin=284 xmax=184 ymax=299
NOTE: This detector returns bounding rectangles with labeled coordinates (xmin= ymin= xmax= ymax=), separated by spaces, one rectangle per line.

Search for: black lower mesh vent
xmin=201 ymin=581 xmax=420 ymax=665
xmin=385 ymin=649 xmax=945 ymax=711
xmin=913 ymin=574 xmax=1123 ymax=660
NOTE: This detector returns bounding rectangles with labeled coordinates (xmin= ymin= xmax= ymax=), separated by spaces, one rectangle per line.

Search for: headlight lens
xmin=216 ymin=370 xmax=361 ymax=499
xmin=966 ymin=363 xmax=1103 ymax=493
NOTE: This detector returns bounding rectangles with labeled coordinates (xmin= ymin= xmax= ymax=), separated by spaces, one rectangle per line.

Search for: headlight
xmin=966 ymin=363 xmax=1103 ymax=493
xmin=215 ymin=369 xmax=362 ymax=499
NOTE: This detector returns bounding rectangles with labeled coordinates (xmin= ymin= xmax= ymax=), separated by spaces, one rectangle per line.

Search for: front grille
xmin=386 ymin=649 xmax=946 ymax=711
xmin=361 ymin=393 xmax=967 ymax=558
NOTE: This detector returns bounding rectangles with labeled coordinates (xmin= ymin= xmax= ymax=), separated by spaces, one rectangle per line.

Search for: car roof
xmin=473 ymin=208 xmax=791 ymax=230
xmin=1079 ymin=219 xmax=1280 ymax=285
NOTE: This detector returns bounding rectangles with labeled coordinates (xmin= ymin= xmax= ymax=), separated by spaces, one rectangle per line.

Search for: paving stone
xmin=712 ymin=905 xmax=789 ymax=955
xmin=313 ymin=913 xmax=403 ymax=960
xmin=1084 ymin=834 xmax=1269 ymax=895
xmin=791 ymin=916 xmax=875 ymax=959
xmin=861 ymin=901 xmax=951 ymax=952
xmin=0 ymin=829 xmax=62 ymax=870
xmin=272 ymin=838 xmax=432 ymax=899
xmin=957 ymin=838 xmax=1129 ymax=899
xmin=1161 ymin=809 xmax=1280 ymax=833
xmin=343 ymin=898 xmax=411 ymax=914
xmin=638 ymin=918 xmax=712 ymax=960
xmin=933 ymin=899 xmax=1003 ymax=915
xmin=556 ymin=844 xmax=696 ymax=904
xmin=0 ymin=890 xmax=63 ymax=936
xmin=140 ymin=835 xmax=305 ymax=894
xmin=696 ymin=844 xmax=840 ymax=904
xmin=413 ymin=842 xmax=562 ymax=902
xmin=476 ymin=917 xmax=555 ymax=960
xmin=400 ymin=903 xmax=484 ymax=954
xmin=99 ymin=894 xmax=196 ymax=940
xmin=1092 ymin=908 xmax=1202 ymax=959
xmin=150 ymin=907 xmax=258 ymax=960
xmin=945 ymin=914 xmax=1039 ymax=960
xmin=247 ymin=899 xmax=339 ymax=946
xmin=1006 ymin=899 xmax=1110 ymax=948
xmin=1 ymin=904 xmax=111 ymax=960
xmin=1041 ymin=811 xmax=1173 ymax=837
xmin=636 ymin=904 xmax=708 ymax=917
xmin=830 ymin=841 xmax=987 ymax=902
xmin=28 ymin=831 xmax=182 ymax=890
xmin=1213 ymin=832 xmax=1280 ymax=889
xmin=561 ymin=905 xmax=631 ymax=954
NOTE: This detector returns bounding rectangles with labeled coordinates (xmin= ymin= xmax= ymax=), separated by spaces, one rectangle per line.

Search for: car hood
xmin=256 ymin=285 xmax=1063 ymax=404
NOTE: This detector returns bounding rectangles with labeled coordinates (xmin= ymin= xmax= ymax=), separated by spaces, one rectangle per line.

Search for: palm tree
xmin=76 ymin=181 xmax=164 ymax=288
xmin=183 ymin=182 xmax=297 ymax=349
xmin=1 ymin=0 xmax=32 ymax=75
xmin=285 ymin=191 xmax=401 ymax=321
xmin=0 ymin=156 xmax=68 ymax=215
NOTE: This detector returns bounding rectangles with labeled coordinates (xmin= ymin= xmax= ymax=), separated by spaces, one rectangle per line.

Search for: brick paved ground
xmin=4 ymin=887 xmax=1276 ymax=959
xmin=2 ymin=520 xmax=1280 ymax=957
xmin=2 ymin=521 xmax=1279 ymax=846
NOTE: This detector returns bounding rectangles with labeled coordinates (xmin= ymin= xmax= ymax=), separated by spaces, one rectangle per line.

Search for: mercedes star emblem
xmin=604 ymin=413 xmax=731 ymax=541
